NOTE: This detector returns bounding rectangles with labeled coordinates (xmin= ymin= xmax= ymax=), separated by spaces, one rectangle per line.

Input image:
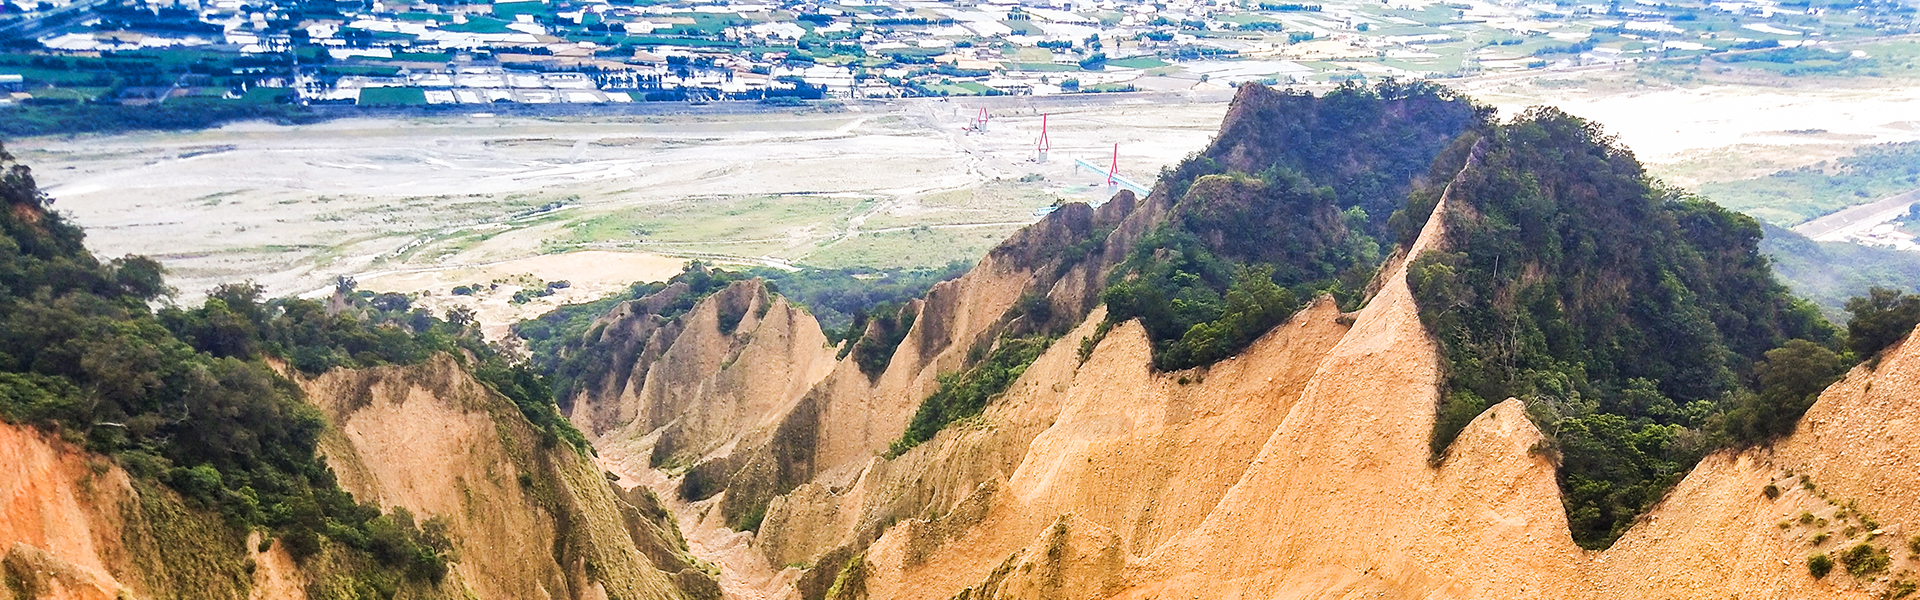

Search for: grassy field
xmin=503 ymin=177 xmax=1068 ymax=269
xmin=357 ymin=87 xmax=429 ymax=106
xmin=858 ymin=181 xmax=1057 ymax=231
xmin=1012 ymin=62 xmax=1081 ymax=72
xmin=802 ymin=224 xmax=1023 ymax=269
xmin=548 ymin=194 xmax=875 ymax=256
xmin=1107 ymin=56 xmax=1171 ymax=69
xmin=492 ymin=1 xmax=549 ymax=19
xmin=1002 ymin=19 xmax=1043 ymax=35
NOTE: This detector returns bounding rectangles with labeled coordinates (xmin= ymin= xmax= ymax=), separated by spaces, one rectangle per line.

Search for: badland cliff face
xmin=9 ymin=83 xmax=1918 ymax=600
xmin=564 ymin=86 xmax=1920 ymax=600
xmin=300 ymin=354 xmax=719 ymax=600
xmin=1 ymin=354 xmax=718 ymax=600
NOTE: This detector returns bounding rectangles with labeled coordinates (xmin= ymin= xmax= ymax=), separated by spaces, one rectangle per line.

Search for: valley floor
xmin=16 ymin=68 xmax=1920 ymax=334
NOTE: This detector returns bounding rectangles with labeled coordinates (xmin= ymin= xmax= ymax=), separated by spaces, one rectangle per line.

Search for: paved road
xmin=0 ymin=0 xmax=114 ymax=36
xmin=1793 ymin=188 xmax=1920 ymax=240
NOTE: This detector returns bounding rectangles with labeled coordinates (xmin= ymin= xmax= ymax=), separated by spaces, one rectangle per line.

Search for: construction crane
xmin=963 ymin=107 xmax=990 ymax=134
xmin=1034 ymin=114 xmax=1051 ymax=163
xmin=1108 ymin=143 xmax=1117 ymax=187
xmin=1073 ymin=143 xmax=1150 ymax=199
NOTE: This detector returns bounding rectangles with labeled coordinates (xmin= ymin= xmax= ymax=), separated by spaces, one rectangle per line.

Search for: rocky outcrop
xmin=598 ymin=143 xmax=1920 ymax=600
xmin=567 ymin=279 xmax=838 ymax=473
xmin=1581 ymin=327 xmax=1920 ymax=599
xmin=302 ymin=353 xmax=716 ymax=600
xmin=1 ymin=423 xmax=144 ymax=600
xmin=0 ymin=350 xmax=719 ymax=600
xmin=536 ymin=84 xmax=1920 ymax=600
xmin=0 ymin=422 xmax=255 ymax=600
xmin=569 ymin=192 xmax=1164 ymax=543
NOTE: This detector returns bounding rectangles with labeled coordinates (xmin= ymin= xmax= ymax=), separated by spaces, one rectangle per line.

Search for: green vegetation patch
xmin=1810 ymin=552 xmax=1835 ymax=578
xmin=919 ymin=82 xmax=991 ymax=96
xmin=1701 ymin=142 xmax=1920 ymax=226
xmin=441 ymin=16 xmax=517 ymax=33
xmin=357 ymin=87 xmax=429 ymax=106
xmin=0 ymin=101 xmax=317 ymax=137
xmin=1840 ymin=287 xmax=1920 ymax=359
xmin=842 ymin=301 xmax=916 ymax=380
xmin=756 ymin=263 xmax=969 ymax=342
xmin=517 ymin=263 xmax=750 ymax=402
xmin=804 ymin=224 xmax=1020 ymax=270
xmin=1406 ymin=107 xmax=1839 ymax=550
xmin=889 ymin=334 xmax=1053 ymax=456
xmin=1711 ymin=44 xmax=1920 ymax=79
xmin=1106 ymin=56 xmax=1170 ymax=69
xmin=1102 ymin=81 xmax=1486 ymax=371
xmin=555 ymin=194 xmax=873 ymax=254
xmin=492 ymin=0 xmax=549 ymax=18
xmin=0 ymin=143 xmax=496 ymax=590
xmin=238 ymin=86 xmax=297 ymax=104
xmin=1840 ymin=542 xmax=1892 ymax=578
xmin=385 ymin=51 xmax=456 ymax=62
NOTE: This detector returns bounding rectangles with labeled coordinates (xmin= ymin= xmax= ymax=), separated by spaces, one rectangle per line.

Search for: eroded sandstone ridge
xmin=562 ymin=85 xmax=1920 ymax=600
xmin=2 ymin=355 xmax=720 ymax=600
xmin=304 ymin=354 xmax=718 ymax=600
xmin=10 ymin=83 xmax=1919 ymax=600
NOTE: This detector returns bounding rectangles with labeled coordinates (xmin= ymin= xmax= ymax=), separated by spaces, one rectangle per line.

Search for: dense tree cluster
xmin=0 ymin=102 xmax=318 ymax=137
xmin=1842 ymin=286 xmax=1920 ymax=358
xmin=1102 ymin=227 xmax=1309 ymax=371
xmin=0 ymin=141 xmax=581 ymax=585
xmin=1201 ymin=79 xmax=1493 ymax=243
xmin=1407 ymin=108 xmax=1840 ymax=549
xmin=1104 ymin=81 xmax=1486 ymax=371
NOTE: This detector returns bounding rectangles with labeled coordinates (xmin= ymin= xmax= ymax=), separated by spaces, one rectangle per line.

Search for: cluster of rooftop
xmin=0 ymin=0 xmax=1910 ymax=106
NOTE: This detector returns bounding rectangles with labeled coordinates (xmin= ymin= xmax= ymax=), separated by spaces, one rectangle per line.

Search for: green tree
xmin=1844 ymin=287 xmax=1920 ymax=358
xmin=1723 ymin=339 xmax=1847 ymax=444
xmin=1164 ymin=266 xmax=1297 ymax=368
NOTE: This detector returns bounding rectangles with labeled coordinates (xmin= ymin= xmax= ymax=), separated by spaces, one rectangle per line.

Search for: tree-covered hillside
xmin=0 ymin=142 xmax=576 ymax=595
xmin=1105 ymin=81 xmax=1491 ymax=370
xmin=1406 ymin=108 xmax=1842 ymax=549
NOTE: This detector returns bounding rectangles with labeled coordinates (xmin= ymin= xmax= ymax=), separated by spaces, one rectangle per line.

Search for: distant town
xmin=0 ymin=0 xmax=1912 ymax=107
